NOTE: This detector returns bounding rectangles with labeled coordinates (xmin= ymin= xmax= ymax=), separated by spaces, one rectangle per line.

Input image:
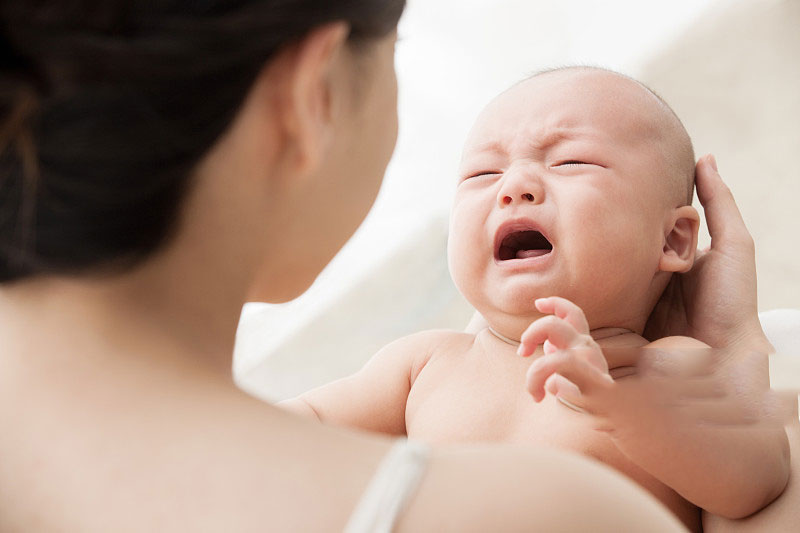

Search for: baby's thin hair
xmin=526 ymin=65 xmax=683 ymax=128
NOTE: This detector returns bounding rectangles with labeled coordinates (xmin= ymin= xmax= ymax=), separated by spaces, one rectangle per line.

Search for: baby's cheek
xmin=585 ymin=206 xmax=653 ymax=261
xmin=447 ymin=232 xmax=481 ymax=288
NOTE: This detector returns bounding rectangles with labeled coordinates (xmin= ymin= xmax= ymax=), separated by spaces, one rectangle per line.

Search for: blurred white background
xmin=235 ymin=0 xmax=799 ymax=399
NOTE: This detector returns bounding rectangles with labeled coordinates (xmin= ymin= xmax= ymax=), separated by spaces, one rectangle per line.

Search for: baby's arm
xmin=612 ymin=336 xmax=790 ymax=519
xmin=279 ymin=330 xmax=447 ymax=435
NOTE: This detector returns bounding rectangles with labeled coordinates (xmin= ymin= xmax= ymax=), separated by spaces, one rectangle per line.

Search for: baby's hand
xmin=519 ymin=297 xmax=613 ymax=411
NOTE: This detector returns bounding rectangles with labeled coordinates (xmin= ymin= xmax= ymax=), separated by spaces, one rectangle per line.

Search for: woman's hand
xmin=644 ymin=155 xmax=773 ymax=352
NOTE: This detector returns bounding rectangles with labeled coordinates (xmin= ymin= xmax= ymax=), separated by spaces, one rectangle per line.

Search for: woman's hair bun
xmin=0 ymin=0 xmax=405 ymax=283
xmin=0 ymin=31 xmax=45 ymax=281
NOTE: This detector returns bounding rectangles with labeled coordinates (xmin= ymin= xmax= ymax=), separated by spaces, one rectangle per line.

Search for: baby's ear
xmin=659 ymin=206 xmax=700 ymax=273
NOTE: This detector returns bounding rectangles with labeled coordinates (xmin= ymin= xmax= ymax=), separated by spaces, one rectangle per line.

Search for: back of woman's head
xmin=0 ymin=0 xmax=404 ymax=283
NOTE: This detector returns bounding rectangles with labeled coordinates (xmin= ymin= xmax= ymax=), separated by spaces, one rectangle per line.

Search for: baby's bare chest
xmin=405 ymin=347 xmax=612 ymax=455
xmin=405 ymin=342 xmax=664 ymax=491
xmin=405 ymin=337 xmax=699 ymax=532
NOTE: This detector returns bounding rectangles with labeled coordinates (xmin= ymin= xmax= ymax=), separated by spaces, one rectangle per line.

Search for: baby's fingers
xmin=535 ymin=297 xmax=590 ymax=334
xmin=518 ymin=315 xmax=583 ymax=357
xmin=526 ymin=349 xmax=614 ymax=402
xmin=545 ymin=373 xmax=583 ymax=408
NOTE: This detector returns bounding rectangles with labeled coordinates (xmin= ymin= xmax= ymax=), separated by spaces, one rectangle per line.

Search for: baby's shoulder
xmin=386 ymin=328 xmax=474 ymax=354
xmin=385 ymin=329 xmax=475 ymax=384
xmin=399 ymin=329 xmax=476 ymax=360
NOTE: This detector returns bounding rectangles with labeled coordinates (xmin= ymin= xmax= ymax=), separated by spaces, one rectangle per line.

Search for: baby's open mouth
xmin=497 ymin=230 xmax=553 ymax=260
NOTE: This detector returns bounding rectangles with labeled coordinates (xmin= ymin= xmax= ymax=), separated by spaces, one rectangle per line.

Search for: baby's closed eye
xmin=461 ymin=170 xmax=502 ymax=181
xmin=553 ymin=158 xmax=610 ymax=167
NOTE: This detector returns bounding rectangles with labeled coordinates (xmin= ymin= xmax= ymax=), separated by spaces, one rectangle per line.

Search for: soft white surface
xmin=763 ymin=309 xmax=800 ymax=391
xmin=236 ymin=216 xmax=469 ymax=400
xmin=763 ymin=309 xmax=800 ymax=358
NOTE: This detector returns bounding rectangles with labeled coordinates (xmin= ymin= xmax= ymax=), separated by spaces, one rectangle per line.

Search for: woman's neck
xmin=0 ymin=106 xmax=307 ymax=377
xmin=0 ymin=169 xmax=268 ymax=376
xmin=0 ymin=252 xmax=246 ymax=376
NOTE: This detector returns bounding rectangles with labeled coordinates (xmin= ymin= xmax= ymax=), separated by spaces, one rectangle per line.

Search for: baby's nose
xmin=497 ymin=166 xmax=545 ymax=207
xmin=501 ymin=193 xmax=535 ymax=205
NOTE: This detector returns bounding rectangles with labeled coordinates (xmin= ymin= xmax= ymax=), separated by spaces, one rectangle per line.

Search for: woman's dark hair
xmin=0 ymin=0 xmax=404 ymax=283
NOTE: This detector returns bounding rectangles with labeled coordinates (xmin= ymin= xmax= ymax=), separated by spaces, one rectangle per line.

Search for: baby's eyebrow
xmin=464 ymin=128 xmax=596 ymax=158
xmin=464 ymin=140 xmax=507 ymax=156
xmin=535 ymin=128 xmax=588 ymax=149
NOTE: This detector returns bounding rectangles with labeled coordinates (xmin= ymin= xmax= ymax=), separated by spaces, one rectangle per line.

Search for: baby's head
xmin=448 ymin=67 xmax=700 ymax=338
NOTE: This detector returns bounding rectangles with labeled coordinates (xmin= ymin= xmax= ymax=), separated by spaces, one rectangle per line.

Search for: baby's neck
xmin=591 ymin=327 xmax=638 ymax=342
xmin=486 ymin=325 xmax=638 ymax=346
xmin=485 ymin=326 xmax=647 ymax=372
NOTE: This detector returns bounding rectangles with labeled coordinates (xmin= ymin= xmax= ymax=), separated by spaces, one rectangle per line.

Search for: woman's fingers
xmin=535 ymin=297 xmax=590 ymax=334
xmin=519 ymin=315 xmax=586 ymax=357
xmin=695 ymin=154 xmax=754 ymax=252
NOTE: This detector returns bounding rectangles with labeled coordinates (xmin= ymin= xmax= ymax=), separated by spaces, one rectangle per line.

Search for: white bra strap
xmin=344 ymin=439 xmax=430 ymax=533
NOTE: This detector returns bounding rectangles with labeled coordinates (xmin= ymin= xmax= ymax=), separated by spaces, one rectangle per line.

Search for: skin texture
xmin=0 ymin=17 xmax=791 ymax=533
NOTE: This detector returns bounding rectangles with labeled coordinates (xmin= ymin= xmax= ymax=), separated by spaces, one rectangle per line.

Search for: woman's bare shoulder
xmin=0 ymin=353 xmax=396 ymax=531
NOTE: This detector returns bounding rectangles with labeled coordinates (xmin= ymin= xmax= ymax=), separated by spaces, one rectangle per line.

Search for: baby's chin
xmin=472 ymin=291 xmax=598 ymax=328
xmin=471 ymin=298 xmax=545 ymax=338
xmin=474 ymin=286 xmax=550 ymax=315
xmin=479 ymin=311 xmax=541 ymax=343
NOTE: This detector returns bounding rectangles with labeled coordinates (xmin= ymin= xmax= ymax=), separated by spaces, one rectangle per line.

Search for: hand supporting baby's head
xmin=448 ymin=67 xmax=700 ymax=340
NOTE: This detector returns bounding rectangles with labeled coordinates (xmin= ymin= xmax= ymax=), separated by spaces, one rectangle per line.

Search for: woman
xmin=0 ymin=1 xmax=793 ymax=531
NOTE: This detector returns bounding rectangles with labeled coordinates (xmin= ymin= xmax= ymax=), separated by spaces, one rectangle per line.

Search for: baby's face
xmin=448 ymin=70 xmax=679 ymax=333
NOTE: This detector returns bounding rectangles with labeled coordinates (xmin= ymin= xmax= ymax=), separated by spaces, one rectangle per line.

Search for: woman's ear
xmin=659 ymin=206 xmax=700 ymax=273
xmin=268 ymin=21 xmax=349 ymax=175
